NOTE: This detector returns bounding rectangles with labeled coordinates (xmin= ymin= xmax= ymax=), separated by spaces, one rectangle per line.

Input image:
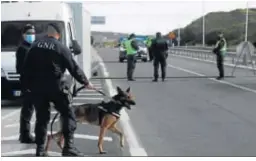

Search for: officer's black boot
xmin=19 ymin=133 xmax=35 ymax=144
xmin=152 ymin=77 xmax=158 ymax=82
xmin=216 ymin=76 xmax=224 ymax=80
xmin=36 ymin=145 xmax=46 ymax=157
xmin=62 ymin=137 xmax=84 ymax=156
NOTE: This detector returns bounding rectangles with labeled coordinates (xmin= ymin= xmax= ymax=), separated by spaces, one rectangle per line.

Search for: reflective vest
xmin=146 ymin=38 xmax=152 ymax=47
xmin=215 ymin=38 xmax=227 ymax=55
xmin=121 ymin=41 xmax=125 ymax=48
xmin=124 ymin=39 xmax=137 ymax=55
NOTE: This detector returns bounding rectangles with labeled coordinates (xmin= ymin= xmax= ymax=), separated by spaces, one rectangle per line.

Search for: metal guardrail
xmin=169 ymin=47 xmax=256 ymax=66
xmin=181 ymin=46 xmax=237 ymax=52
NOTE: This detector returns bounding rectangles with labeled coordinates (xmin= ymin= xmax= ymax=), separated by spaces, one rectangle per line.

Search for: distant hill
xmin=169 ymin=8 xmax=256 ymax=46
xmin=91 ymin=31 xmax=129 ymax=43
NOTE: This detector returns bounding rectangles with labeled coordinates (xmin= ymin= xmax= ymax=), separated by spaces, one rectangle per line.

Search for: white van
xmin=1 ymin=1 xmax=81 ymax=99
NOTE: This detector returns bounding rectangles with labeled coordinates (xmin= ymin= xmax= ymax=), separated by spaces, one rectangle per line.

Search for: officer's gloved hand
xmin=85 ymin=82 xmax=95 ymax=90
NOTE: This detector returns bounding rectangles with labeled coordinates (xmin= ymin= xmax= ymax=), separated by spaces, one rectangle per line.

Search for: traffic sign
xmin=168 ymin=32 xmax=176 ymax=40
xmin=91 ymin=16 xmax=106 ymax=25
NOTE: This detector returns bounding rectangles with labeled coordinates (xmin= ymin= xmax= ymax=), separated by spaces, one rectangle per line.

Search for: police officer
xmin=213 ymin=33 xmax=227 ymax=80
xmin=151 ymin=32 xmax=169 ymax=82
xmin=22 ymin=23 xmax=94 ymax=156
xmin=16 ymin=24 xmax=36 ymax=144
xmin=146 ymin=36 xmax=153 ymax=61
xmin=124 ymin=33 xmax=139 ymax=81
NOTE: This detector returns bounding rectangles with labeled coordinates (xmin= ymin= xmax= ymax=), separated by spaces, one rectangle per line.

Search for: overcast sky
xmin=84 ymin=0 xmax=256 ymax=35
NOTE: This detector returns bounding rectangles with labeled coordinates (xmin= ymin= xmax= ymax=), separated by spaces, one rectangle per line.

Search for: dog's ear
xmin=116 ymin=86 xmax=122 ymax=93
xmin=126 ymin=87 xmax=130 ymax=93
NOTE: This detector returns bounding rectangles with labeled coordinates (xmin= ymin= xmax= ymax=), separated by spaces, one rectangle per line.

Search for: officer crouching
xmin=151 ymin=32 xmax=169 ymax=82
xmin=22 ymin=23 xmax=94 ymax=156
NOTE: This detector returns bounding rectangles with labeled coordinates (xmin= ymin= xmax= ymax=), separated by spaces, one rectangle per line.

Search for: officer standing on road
xmin=151 ymin=32 xmax=169 ymax=82
xmin=124 ymin=33 xmax=139 ymax=81
xmin=22 ymin=23 xmax=94 ymax=156
xmin=146 ymin=36 xmax=153 ymax=61
xmin=16 ymin=24 xmax=36 ymax=144
xmin=213 ymin=32 xmax=227 ymax=80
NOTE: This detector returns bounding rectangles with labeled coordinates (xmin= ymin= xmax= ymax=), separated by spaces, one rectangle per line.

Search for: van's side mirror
xmin=70 ymin=40 xmax=81 ymax=55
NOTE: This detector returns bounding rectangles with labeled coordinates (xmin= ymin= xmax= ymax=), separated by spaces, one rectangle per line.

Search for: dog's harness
xmin=97 ymin=105 xmax=121 ymax=118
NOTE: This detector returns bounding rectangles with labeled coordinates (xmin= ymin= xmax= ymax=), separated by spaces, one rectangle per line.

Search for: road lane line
xmin=73 ymin=97 xmax=104 ymax=100
xmin=100 ymin=58 xmax=148 ymax=156
xmin=77 ymin=93 xmax=102 ymax=96
xmin=168 ymin=64 xmax=256 ymax=94
xmin=1 ymin=131 xmax=112 ymax=142
xmin=1 ymin=149 xmax=65 ymax=157
xmin=1 ymin=110 xmax=20 ymax=120
xmin=4 ymin=118 xmax=59 ymax=128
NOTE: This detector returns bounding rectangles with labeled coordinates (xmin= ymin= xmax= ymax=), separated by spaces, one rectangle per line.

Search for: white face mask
xmin=25 ymin=34 xmax=36 ymax=44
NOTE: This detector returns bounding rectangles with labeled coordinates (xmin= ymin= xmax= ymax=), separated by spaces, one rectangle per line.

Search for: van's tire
xmin=119 ymin=58 xmax=124 ymax=62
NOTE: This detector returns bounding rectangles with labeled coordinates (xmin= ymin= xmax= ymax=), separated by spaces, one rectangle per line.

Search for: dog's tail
xmin=51 ymin=112 xmax=60 ymax=138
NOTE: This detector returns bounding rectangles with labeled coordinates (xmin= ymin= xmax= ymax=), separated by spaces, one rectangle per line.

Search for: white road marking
xmin=77 ymin=93 xmax=102 ymax=96
xmin=99 ymin=56 xmax=148 ymax=156
xmin=51 ymin=111 xmax=58 ymax=114
xmin=72 ymin=103 xmax=84 ymax=106
xmin=4 ymin=119 xmax=59 ymax=128
xmin=73 ymin=97 xmax=104 ymax=100
xmin=1 ymin=149 xmax=65 ymax=157
xmin=1 ymin=131 xmax=112 ymax=142
xmin=168 ymin=64 xmax=256 ymax=94
xmin=1 ymin=110 xmax=20 ymax=120
xmin=85 ymin=89 xmax=102 ymax=92
xmin=79 ymin=89 xmax=102 ymax=93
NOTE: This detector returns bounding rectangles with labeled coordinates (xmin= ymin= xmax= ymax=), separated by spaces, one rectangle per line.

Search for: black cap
xmin=22 ymin=24 xmax=35 ymax=34
xmin=129 ymin=33 xmax=135 ymax=39
xmin=156 ymin=32 xmax=161 ymax=37
xmin=47 ymin=23 xmax=61 ymax=34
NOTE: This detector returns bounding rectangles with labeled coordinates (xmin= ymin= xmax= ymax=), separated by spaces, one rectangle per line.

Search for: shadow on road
xmin=1 ymin=100 xmax=22 ymax=108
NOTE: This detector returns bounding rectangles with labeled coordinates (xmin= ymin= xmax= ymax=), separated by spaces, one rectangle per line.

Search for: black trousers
xmin=31 ymin=91 xmax=77 ymax=146
xmin=153 ymin=57 xmax=167 ymax=80
xmin=127 ymin=55 xmax=136 ymax=79
xmin=19 ymin=89 xmax=34 ymax=136
xmin=216 ymin=54 xmax=224 ymax=77
xmin=148 ymin=47 xmax=153 ymax=61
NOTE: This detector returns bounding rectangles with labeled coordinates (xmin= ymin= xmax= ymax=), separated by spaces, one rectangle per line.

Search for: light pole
xmin=244 ymin=1 xmax=249 ymax=42
xmin=178 ymin=27 xmax=180 ymax=46
xmin=202 ymin=0 xmax=205 ymax=46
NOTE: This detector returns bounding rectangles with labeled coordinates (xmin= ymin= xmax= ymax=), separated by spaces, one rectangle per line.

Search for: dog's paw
xmin=99 ymin=151 xmax=107 ymax=154
xmin=120 ymin=137 xmax=125 ymax=147
xmin=44 ymin=152 xmax=49 ymax=157
xmin=120 ymin=141 xmax=124 ymax=147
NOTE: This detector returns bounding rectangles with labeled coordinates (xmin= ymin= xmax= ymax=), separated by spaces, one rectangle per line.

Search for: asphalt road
xmin=1 ymin=59 xmax=129 ymax=156
xmin=97 ymin=48 xmax=256 ymax=156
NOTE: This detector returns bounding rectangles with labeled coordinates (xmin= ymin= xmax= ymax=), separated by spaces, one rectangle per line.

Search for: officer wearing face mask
xmin=15 ymin=24 xmax=36 ymax=144
xmin=22 ymin=23 xmax=94 ymax=156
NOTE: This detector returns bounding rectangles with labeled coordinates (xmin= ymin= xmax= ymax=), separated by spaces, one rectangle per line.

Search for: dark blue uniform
xmin=16 ymin=40 xmax=35 ymax=143
xmin=151 ymin=35 xmax=169 ymax=81
xmin=22 ymin=36 xmax=89 ymax=156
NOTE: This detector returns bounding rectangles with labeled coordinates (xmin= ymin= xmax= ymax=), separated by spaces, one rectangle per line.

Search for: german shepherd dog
xmin=45 ymin=86 xmax=136 ymax=155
